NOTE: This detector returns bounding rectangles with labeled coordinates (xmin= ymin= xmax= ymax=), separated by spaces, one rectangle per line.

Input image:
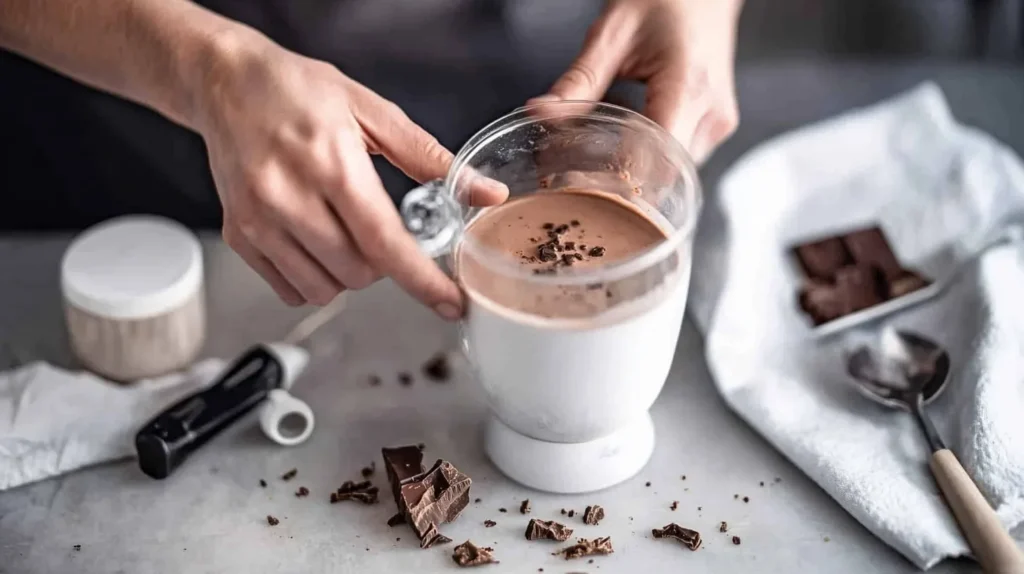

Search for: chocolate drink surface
xmin=457 ymin=189 xmax=669 ymax=320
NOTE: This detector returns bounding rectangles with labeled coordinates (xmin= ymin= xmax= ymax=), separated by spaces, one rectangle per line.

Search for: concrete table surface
xmin=0 ymin=236 xmax=977 ymax=574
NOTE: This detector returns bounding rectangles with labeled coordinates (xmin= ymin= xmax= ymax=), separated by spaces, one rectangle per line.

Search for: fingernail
xmin=527 ymin=94 xmax=560 ymax=105
xmin=434 ymin=302 xmax=463 ymax=321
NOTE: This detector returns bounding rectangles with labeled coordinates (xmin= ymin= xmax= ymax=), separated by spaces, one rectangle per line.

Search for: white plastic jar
xmin=61 ymin=215 xmax=206 ymax=382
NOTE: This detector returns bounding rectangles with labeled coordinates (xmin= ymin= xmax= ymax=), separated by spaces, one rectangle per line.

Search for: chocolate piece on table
xmin=582 ymin=505 xmax=605 ymax=526
xmin=361 ymin=462 xmax=376 ymax=478
xmin=382 ymin=446 xmax=426 ymax=507
xmin=520 ymin=500 xmax=531 ymax=514
xmin=525 ymin=519 xmax=574 ymax=542
xmin=331 ymin=480 xmax=379 ymax=504
xmin=452 ymin=541 xmax=498 ymax=567
xmin=266 ymin=515 xmax=280 ymax=526
xmin=281 ymin=468 xmax=297 ymax=481
xmin=295 ymin=486 xmax=309 ymax=497
xmin=793 ymin=237 xmax=851 ymax=280
xmin=841 ymin=227 xmax=902 ymax=280
xmin=420 ymin=524 xmax=453 ymax=549
xmin=732 ymin=536 xmax=742 ymax=545
xmin=484 ymin=520 xmax=497 ymax=528
xmin=888 ymin=270 xmax=930 ymax=298
xmin=259 ymin=479 xmax=267 ymax=488
xmin=390 ymin=455 xmax=472 ymax=549
xmin=652 ymin=523 xmax=702 ymax=551
xmin=719 ymin=521 xmax=728 ymax=533
xmin=422 ymin=353 xmax=451 ymax=382
xmin=554 ymin=537 xmax=614 ymax=560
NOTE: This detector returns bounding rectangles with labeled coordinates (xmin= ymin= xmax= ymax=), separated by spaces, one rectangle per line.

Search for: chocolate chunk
xmin=422 ymin=353 xmax=451 ymax=382
xmin=331 ymin=480 xmax=379 ymax=504
xmin=259 ymin=479 xmax=267 ymax=488
xmin=554 ymin=224 xmax=570 ymax=234
xmin=525 ymin=519 xmax=574 ymax=542
xmin=385 ymin=450 xmax=472 ymax=549
xmin=361 ymin=462 xmax=376 ymax=478
xmin=554 ymin=537 xmax=614 ymax=560
xmin=420 ymin=524 xmax=453 ymax=549
xmin=538 ymin=244 xmax=558 ymax=262
xmin=670 ymin=501 xmax=678 ymax=511
xmin=582 ymin=505 xmax=605 ymax=526
xmin=520 ymin=500 xmax=531 ymax=514
xmin=382 ymin=446 xmax=426 ymax=506
xmin=842 ymin=227 xmax=902 ymax=280
xmin=267 ymin=515 xmax=280 ymax=526
xmin=281 ymin=468 xmax=297 ymax=481
xmin=484 ymin=520 xmax=497 ymax=528
xmin=588 ymin=246 xmax=605 ymax=257
xmin=732 ymin=536 xmax=741 ymax=545
xmin=452 ymin=541 xmax=498 ymax=567
xmin=567 ymin=510 xmax=575 ymax=518
xmin=719 ymin=521 xmax=728 ymax=533
xmin=295 ymin=486 xmax=309 ymax=497
xmin=565 ymin=241 xmax=576 ymax=250
xmin=542 ymin=223 xmax=554 ymax=230
xmin=571 ymin=220 xmax=580 ymax=227
xmin=387 ymin=513 xmax=406 ymax=527
xmin=652 ymin=523 xmax=701 ymax=551
xmin=398 ymin=372 xmax=413 ymax=386
xmin=889 ymin=271 xmax=930 ymax=298
xmin=794 ymin=237 xmax=851 ymax=280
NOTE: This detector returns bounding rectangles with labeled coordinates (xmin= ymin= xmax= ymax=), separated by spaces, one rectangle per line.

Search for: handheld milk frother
xmin=134 ymin=294 xmax=347 ymax=479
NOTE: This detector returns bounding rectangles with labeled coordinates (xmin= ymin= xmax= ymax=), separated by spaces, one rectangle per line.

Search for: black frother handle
xmin=135 ymin=345 xmax=284 ymax=479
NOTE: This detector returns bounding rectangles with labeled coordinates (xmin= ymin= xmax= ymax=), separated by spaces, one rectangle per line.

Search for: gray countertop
xmin=5 ymin=60 xmax=1023 ymax=573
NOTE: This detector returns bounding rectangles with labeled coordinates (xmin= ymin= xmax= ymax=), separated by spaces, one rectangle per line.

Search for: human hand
xmin=531 ymin=0 xmax=743 ymax=164
xmin=194 ymin=31 xmax=507 ymax=317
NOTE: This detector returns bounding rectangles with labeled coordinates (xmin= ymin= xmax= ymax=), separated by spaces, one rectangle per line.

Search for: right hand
xmin=194 ymin=31 xmax=507 ymax=318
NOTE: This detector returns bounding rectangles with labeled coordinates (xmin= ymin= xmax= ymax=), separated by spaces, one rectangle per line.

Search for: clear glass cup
xmin=402 ymin=101 xmax=702 ymax=492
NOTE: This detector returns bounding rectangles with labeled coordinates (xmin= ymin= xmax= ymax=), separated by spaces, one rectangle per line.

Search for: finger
xmin=643 ymin=68 xmax=712 ymax=151
xmin=688 ymin=101 xmax=739 ymax=165
xmin=248 ymin=224 xmax=344 ymax=306
xmin=331 ymin=136 xmax=464 ymax=320
xmin=223 ymin=223 xmax=306 ymax=306
xmin=532 ymin=13 xmax=638 ymax=103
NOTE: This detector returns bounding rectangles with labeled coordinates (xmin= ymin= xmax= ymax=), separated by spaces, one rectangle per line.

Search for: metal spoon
xmin=847 ymin=328 xmax=1024 ymax=574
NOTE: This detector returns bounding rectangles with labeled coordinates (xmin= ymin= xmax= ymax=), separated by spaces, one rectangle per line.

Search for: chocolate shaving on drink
xmin=652 ymin=523 xmax=701 ymax=551
xmin=452 ymin=541 xmax=498 ymax=567
xmin=525 ymin=519 xmax=574 ymax=542
xmin=554 ymin=537 xmax=614 ymax=560
xmin=330 ymin=480 xmax=379 ymax=504
xmin=582 ymin=505 xmax=605 ymax=526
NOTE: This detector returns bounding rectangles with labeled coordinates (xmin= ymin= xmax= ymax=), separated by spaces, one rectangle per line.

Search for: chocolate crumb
xmin=645 ymin=481 xmax=651 ymax=487
xmin=498 ymin=508 xmax=507 ymax=513
xmin=295 ymin=486 xmax=309 ymax=497
xmin=571 ymin=220 xmax=580 ymax=227
xmin=697 ymin=507 xmax=702 ymax=511
xmin=554 ymin=537 xmax=613 ymax=560
xmin=452 ymin=541 xmax=498 ymax=567
xmin=582 ymin=505 xmax=605 ymax=526
xmin=567 ymin=509 xmax=575 ymax=518
xmin=398 ymin=372 xmax=413 ymax=386
xmin=760 ymin=481 xmax=764 ymax=487
xmin=743 ymin=497 xmax=749 ymax=503
xmin=561 ymin=509 xmax=567 ymax=515
xmin=361 ymin=462 xmax=376 ymax=478
xmin=525 ymin=519 xmax=574 ymax=542
xmin=652 ymin=523 xmax=701 ymax=551
xmin=387 ymin=513 xmax=406 ymax=527
xmin=542 ymin=223 xmax=554 ymax=230
xmin=732 ymin=536 xmax=741 ymax=545
xmin=73 ymin=544 xmax=81 ymax=551
xmin=719 ymin=521 xmax=728 ymax=533
xmin=670 ymin=501 xmax=678 ymax=511
xmin=484 ymin=520 xmax=497 ymax=528
xmin=681 ymin=475 xmax=686 ymax=480
xmin=734 ymin=494 xmax=738 ymax=499
xmin=588 ymin=246 xmax=606 ymax=257
xmin=259 ymin=479 xmax=267 ymax=488
xmin=267 ymin=515 xmax=280 ymax=526
xmin=422 ymin=353 xmax=451 ymax=382
xmin=475 ymin=498 xmax=482 ymax=503
xmin=417 ymin=443 xmax=426 ymax=450
xmin=281 ymin=468 xmax=297 ymax=481
xmin=520 ymin=500 xmax=531 ymax=514
xmin=331 ymin=480 xmax=379 ymax=504
xmin=369 ymin=375 xmax=382 ymax=386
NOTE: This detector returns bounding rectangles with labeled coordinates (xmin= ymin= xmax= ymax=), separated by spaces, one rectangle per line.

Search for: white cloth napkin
xmin=688 ymin=82 xmax=1024 ymax=569
xmin=0 ymin=359 xmax=224 ymax=491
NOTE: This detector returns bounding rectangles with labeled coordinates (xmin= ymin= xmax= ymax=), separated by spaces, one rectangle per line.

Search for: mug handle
xmin=400 ymin=179 xmax=463 ymax=259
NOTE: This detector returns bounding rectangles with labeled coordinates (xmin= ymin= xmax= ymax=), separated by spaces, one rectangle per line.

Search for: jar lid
xmin=61 ymin=215 xmax=203 ymax=319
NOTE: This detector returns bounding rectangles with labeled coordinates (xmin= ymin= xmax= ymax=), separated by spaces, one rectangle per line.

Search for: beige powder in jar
xmin=61 ymin=216 xmax=206 ymax=382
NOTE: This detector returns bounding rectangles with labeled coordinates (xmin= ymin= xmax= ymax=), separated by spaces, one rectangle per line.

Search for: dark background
xmin=1 ymin=0 xmax=1021 ymax=232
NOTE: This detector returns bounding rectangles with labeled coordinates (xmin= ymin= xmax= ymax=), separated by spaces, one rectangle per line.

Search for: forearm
xmin=0 ymin=0 xmax=259 ymax=130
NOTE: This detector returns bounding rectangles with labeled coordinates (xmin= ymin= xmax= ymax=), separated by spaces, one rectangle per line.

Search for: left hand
xmin=530 ymin=0 xmax=743 ymax=164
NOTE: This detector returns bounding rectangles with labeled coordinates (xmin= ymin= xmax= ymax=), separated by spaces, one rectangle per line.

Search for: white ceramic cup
xmin=402 ymin=102 xmax=702 ymax=492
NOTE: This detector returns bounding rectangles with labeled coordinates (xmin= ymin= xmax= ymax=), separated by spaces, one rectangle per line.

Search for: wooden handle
xmin=930 ymin=449 xmax=1024 ymax=574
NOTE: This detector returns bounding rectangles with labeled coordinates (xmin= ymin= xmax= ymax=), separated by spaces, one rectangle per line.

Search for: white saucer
xmin=483 ymin=412 xmax=655 ymax=494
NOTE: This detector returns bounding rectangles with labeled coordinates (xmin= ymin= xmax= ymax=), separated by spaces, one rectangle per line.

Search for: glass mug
xmin=402 ymin=102 xmax=702 ymax=493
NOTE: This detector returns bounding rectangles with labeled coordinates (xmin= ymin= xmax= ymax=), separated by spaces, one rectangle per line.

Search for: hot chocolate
xmin=457 ymin=189 xmax=668 ymax=319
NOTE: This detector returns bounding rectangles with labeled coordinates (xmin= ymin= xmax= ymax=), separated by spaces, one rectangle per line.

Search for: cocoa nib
xmin=582 ymin=505 xmax=605 ymax=526
xmin=452 ymin=541 xmax=498 ymax=567
xmin=652 ymin=523 xmax=701 ymax=551
xmin=554 ymin=537 xmax=614 ymax=560
xmin=525 ymin=519 xmax=574 ymax=542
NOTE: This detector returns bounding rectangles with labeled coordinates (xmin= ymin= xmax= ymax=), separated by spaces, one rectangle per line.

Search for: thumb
xmin=530 ymin=17 xmax=636 ymax=103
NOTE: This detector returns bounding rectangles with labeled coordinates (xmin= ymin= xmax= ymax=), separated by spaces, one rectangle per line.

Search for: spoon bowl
xmin=846 ymin=329 xmax=952 ymax=412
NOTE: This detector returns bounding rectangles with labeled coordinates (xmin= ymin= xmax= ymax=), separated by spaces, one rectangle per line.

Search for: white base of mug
xmin=483 ymin=412 xmax=655 ymax=494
